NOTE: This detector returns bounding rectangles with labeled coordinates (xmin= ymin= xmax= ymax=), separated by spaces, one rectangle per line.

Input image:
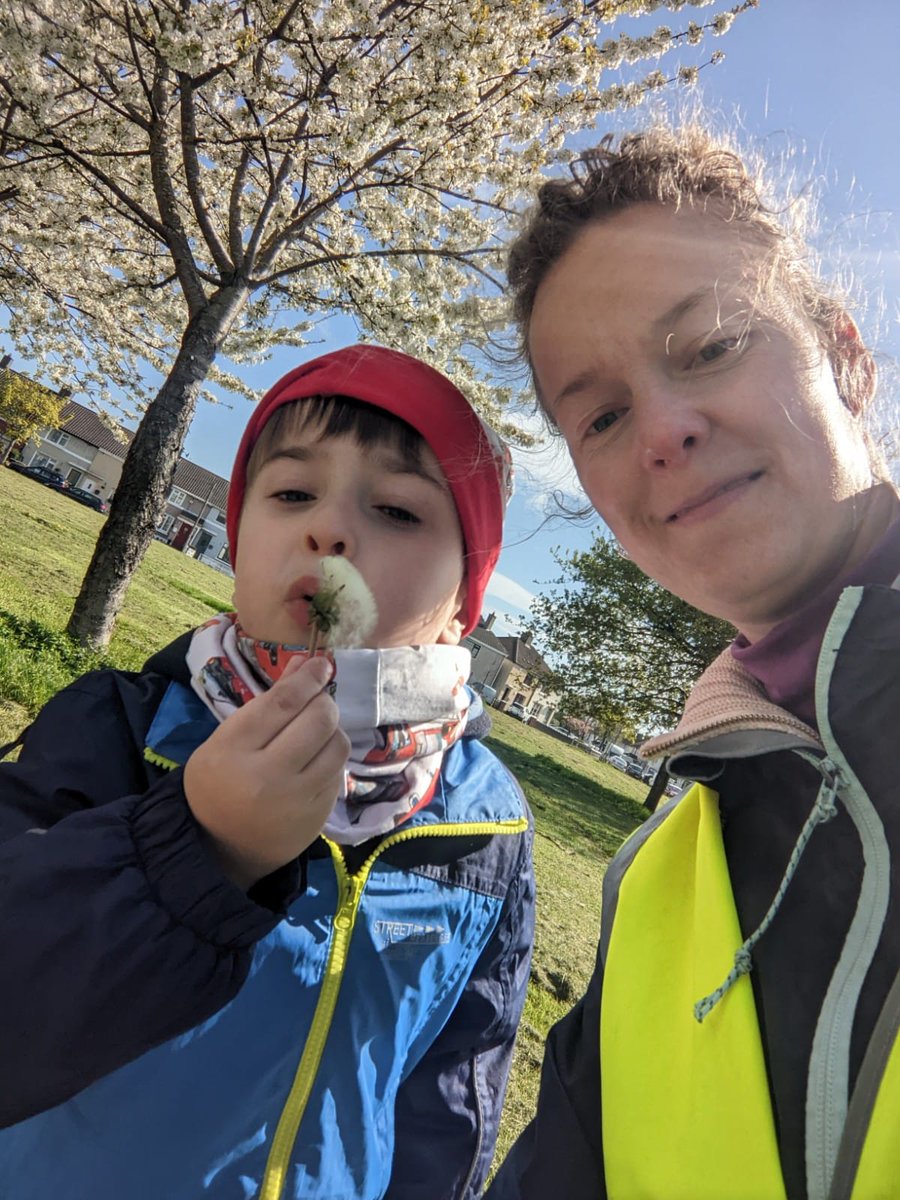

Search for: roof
xmin=500 ymin=634 xmax=550 ymax=674
xmin=465 ymin=620 xmax=509 ymax=655
xmin=59 ymin=400 xmax=132 ymax=456
xmin=55 ymin=398 xmax=229 ymax=510
xmin=172 ymin=458 xmax=229 ymax=511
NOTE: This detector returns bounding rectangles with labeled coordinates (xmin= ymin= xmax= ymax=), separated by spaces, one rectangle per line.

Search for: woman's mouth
xmin=667 ymin=471 xmax=764 ymax=524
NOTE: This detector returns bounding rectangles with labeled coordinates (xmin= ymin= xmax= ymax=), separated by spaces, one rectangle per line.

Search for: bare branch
xmin=178 ymin=76 xmax=234 ymax=277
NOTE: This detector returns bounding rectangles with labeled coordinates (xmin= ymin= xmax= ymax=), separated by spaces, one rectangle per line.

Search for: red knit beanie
xmin=227 ymin=345 xmax=512 ymax=638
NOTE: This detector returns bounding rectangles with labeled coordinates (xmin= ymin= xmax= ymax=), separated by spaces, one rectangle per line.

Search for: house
xmin=12 ymin=397 xmax=131 ymax=498
xmin=157 ymin=459 xmax=231 ymax=573
xmin=462 ymin=613 xmax=509 ymax=697
xmin=496 ymin=629 xmax=558 ymax=725
xmin=462 ymin=615 xmax=559 ymax=724
xmin=11 ymin=395 xmax=234 ymax=575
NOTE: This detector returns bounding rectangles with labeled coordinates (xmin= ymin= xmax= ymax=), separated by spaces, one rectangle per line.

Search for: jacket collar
xmin=643 ymin=570 xmax=900 ymax=765
xmin=641 ymin=646 xmax=821 ymax=763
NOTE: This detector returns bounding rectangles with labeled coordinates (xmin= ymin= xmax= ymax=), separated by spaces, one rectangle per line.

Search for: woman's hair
xmin=507 ymin=126 xmax=876 ymax=423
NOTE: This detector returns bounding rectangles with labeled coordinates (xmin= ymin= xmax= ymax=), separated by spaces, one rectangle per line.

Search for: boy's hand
xmin=184 ymin=657 xmax=349 ymax=891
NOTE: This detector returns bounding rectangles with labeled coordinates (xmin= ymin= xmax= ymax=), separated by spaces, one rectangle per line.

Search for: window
xmin=33 ymin=454 xmax=59 ymax=470
xmin=217 ymin=544 xmax=231 ymax=564
xmin=213 ymin=510 xmax=226 ymax=524
xmin=470 ymin=644 xmax=480 ymax=658
xmin=157 ymin=514 xmax=174 ymax=535
xmin=46 ymin=429 xmax=70 ymax=447
xmin=169 ymin=487 xmax=187 ymax=508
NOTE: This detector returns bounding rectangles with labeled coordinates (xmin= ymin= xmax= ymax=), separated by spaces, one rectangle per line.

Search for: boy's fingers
xmin=224 ymin=658 xmax=335 ymax=747
xmin=295 ymin=728 xmax=351 ymax=804
xmin=267 ymin=692 xmax=344 ymax=772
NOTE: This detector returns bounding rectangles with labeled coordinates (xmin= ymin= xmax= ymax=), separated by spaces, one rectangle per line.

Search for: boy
xmin=0 ymin=345 xmax=534 ymax=1200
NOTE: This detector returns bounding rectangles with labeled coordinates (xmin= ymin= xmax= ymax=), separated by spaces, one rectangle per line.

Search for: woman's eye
xmin=378 ymin=505 xmax=421 ymax=525
xmin=590 ymin=410 xmax=619 ymax=435
xmin=697 ymin=336 xmax=741 ymax=364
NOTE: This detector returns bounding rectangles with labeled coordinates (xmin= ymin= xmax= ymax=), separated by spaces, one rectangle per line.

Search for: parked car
xmin=507 ymin=702 xmax=528 ymax=721
xmin=625 ymin=759 xmax=646 ymax=779
xmin=8 ymin=461 xmax=69 ymax=491
xmin=469 ymin=680 xmax=498 ymax=705
xmin=64 ymin=486 xmax=109 ymax=513
xmin=608 ymin=754 xmax=630 ymax=772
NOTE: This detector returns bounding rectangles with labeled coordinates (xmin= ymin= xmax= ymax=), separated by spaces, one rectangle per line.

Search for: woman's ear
xmin=830 ymin=312 xmax=876 ymax=416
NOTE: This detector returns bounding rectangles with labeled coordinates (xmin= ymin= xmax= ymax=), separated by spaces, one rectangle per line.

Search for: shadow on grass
xmin=0 ymin=608 xmax=109 ymax=717
xmin=486 ymin=739 xmax=646 ymax=861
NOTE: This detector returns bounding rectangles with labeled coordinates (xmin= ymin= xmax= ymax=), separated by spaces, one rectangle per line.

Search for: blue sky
xmin=6 ymin=1 xmax=899 ymax=634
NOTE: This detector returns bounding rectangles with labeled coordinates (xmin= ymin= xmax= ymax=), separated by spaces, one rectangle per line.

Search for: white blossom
xmin=0 ymin=0 xmax=755 ymax=644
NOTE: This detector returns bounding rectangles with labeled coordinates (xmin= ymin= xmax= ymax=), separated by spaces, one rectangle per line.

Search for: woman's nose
xmin=637 ymin=391 xmax=711 ymax=471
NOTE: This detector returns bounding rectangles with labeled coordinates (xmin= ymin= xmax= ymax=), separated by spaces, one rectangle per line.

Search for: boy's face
xmin=233 ymin=426 xmax=468 ymax=648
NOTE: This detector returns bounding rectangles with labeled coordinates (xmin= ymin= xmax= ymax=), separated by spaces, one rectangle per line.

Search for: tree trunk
xmin=643 ymin=763 xmax=669 ymax=813
xmin=66 ymin=288 xmax=249 ymax=648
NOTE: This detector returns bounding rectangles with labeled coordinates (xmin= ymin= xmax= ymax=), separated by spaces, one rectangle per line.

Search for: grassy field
xmin=0 ymin=465 xmax=649 ymax=1165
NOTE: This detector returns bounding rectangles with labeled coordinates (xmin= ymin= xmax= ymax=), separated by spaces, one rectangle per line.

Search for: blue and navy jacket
xmin=0 ymin=635 xmax=534 ymax=1199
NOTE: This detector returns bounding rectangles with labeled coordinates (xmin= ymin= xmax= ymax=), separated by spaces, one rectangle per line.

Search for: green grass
xmin=0 ymin=467 xmax=234 ymax=740
xmin=0 ymin=465 xmax=650 ymax=1166
xmin=484 ymin=709 xmax=647 ymax=1165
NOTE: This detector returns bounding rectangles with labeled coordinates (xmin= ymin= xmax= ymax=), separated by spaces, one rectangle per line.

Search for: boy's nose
xmin=305 ymin=531 xmax=347 ymax=556
xmin=303 ymin=502 xmax=357 ymax=557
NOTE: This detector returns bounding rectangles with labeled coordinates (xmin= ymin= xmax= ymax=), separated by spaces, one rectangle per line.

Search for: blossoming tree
xmin=0 ymin=0 xmax=755 ymax=646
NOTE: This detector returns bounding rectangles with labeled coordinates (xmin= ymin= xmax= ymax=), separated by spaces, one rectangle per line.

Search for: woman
xmin=490 ymin=128 xmax=899 ymax=1200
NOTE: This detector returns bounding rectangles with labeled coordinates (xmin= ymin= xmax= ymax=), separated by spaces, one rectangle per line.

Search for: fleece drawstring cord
xmin=694 ymin=759 xmax=842 ymax=1023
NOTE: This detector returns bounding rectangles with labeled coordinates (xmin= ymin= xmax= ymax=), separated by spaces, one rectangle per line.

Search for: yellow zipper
xmin=257 ymin=816 xmax=527 ymax=1200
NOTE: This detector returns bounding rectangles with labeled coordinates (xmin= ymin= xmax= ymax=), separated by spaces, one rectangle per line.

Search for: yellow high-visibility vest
xmin=600 ymin=784 xmax=900 ymax=1200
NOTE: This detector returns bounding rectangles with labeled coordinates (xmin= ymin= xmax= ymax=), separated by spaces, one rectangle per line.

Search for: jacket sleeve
xmin=0 ymin=671 xmax=298 ymax=1128
xmin=485 ymin=941 xmax=605 ymax=1200
xmin=386 ymin=825 xmax=536 ymax=1200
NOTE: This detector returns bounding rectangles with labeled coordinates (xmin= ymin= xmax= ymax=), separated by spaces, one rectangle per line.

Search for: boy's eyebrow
xmin=261 ymin=442 xmax=449 ymax=492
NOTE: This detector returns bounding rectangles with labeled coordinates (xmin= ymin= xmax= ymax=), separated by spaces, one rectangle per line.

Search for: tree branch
xmin=147 ymin=65 xmax=207 ymax=315
xmin=178 ymin=75 xmax=234 ymax=277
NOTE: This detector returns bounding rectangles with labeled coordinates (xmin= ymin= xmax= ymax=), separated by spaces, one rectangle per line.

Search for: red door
xmin=170 ymin=521 xmax=193 ymax=550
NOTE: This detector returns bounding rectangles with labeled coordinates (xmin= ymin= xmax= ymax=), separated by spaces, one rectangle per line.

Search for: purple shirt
xmin=731 ymin=497 xmax=900 ymax=728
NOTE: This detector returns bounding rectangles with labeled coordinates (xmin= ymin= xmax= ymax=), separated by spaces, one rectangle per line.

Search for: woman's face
xmin=529 ymin=202 xmax=874 ymax=639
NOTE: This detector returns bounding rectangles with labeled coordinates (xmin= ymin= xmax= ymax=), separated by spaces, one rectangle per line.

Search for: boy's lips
xmin=285 ymin=574 xmax=322 ymax=603
xmin=284 ymin=575 xmax=322 ymax=626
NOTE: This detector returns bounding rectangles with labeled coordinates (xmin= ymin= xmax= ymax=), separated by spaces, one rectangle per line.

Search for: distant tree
xmin=0 ymin=368 xmax=67 ymax=464
xmin=0 ymin=0 xmax=756 ymax=646
xmin=532 ymin=534 xmax=733 ymax=804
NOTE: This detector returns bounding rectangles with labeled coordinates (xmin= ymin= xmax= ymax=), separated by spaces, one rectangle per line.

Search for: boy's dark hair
xmin=245 ymin=394 xmax=426 ymax=486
